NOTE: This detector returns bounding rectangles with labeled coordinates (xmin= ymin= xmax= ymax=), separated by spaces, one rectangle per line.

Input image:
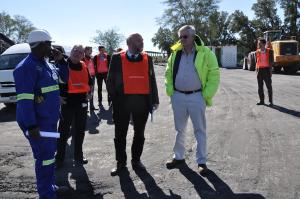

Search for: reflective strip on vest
xmin=41 ymin=85 xmax=59 ymax=94
xmin=17 ymin=93 xmax=34 ymax=101
xmin=42 ymin=158 xmax=55 ymax=166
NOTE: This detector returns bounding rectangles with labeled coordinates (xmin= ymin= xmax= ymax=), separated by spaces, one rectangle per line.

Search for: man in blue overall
xmin=13 ymin=29 xmax=64 ymax=198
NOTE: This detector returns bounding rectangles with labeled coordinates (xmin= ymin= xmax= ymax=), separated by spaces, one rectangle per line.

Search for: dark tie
xmin=131 ymin=55 xmax=135 ymax=60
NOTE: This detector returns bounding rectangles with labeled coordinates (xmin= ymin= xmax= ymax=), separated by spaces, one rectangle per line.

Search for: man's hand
xmin=51 ymin=48 xmax=64 ymax=62
xmin=28 ymin=127 xmax=40 ymax=139
xmin=153 ymin=104 xmax=159 ymax=111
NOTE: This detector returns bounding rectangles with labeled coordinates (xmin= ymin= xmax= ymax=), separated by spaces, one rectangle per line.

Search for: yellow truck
xmin=265 ymin=30 xmax=300 ymax=73
xmin=246 ymin=30 xmax=300 ymax=74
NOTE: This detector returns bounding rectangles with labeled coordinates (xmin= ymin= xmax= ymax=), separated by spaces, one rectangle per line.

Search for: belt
xmin=175 ymin=88 xmax=202 ymax=94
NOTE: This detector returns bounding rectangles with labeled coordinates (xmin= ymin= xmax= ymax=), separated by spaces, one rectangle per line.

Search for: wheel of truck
xmin=247 ymin=52 xmax=256 ymax=71
xmin=243 ymin=58 xmax=248 ymax=70
xmin=273 ymin=66 xmax=282 ymax=73
xmin=283 ymin=65 xmax=299 ymax=74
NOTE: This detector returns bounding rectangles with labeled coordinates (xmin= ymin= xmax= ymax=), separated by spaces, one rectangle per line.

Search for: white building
xmin=210 ymin=45 xmax=237 ymax=68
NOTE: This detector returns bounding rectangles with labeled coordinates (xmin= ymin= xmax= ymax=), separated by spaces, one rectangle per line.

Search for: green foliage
xmin=277 ymin=0 xmax=300 ymax=39
xmin=154 ymin=0 xmax=299 ymax=54
xmin=229 ymin=10 xmax=257 ymax=52
xmin=252 ymin=0 xmax=281 ymax=31
xmin=151 ymin=27 xmax=175 ymax=56
xmin=0 ymin=11 xmax=35 ymax=43
xmin=92 ymin=28 xmax=124 ymax=54
xmin=158 ymin=0 xmax=221 ymax=44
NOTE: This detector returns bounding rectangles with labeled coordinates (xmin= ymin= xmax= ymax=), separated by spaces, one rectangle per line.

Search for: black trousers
xmin=89 ymin=76 xmax=96 ymax=108
xmin=113 ymin=95 xmax=149 ymax=164
xmin=56 ymin=104 xmax=88 ymax=162
xmin=257 ymin=68 xmax=273 ymax=103
xmin=96 ymin=72 xmax=111 ymax=105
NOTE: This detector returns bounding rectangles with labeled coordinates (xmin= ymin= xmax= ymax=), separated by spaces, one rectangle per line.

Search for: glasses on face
xmin=179 ymin=35 xmax=189 ymax=39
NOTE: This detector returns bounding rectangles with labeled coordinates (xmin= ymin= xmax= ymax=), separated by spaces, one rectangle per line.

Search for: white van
xmin=0 ymin=43 xmax=65 ymax=107
xmin=0 ymin=43 xmax=30 ymax=107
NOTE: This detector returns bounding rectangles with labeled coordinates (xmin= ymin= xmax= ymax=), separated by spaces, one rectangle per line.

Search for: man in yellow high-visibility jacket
xmin=165 ymin=25 xmax=220 ymax=175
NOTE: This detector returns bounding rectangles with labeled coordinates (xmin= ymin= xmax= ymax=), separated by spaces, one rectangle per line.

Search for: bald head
xmin=126 ymin=33 xmax=144 ymax=54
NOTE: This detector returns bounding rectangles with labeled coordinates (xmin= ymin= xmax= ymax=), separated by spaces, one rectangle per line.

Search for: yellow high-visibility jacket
xmin=165 ymin=35 xmax=220 ymax=106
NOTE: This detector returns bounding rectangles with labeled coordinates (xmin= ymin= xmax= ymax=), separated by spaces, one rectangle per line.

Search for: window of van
xmin=0 ymin=53 xmax=29 ymax=70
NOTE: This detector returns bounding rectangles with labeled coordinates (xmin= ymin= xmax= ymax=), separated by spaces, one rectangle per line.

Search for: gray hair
xmin=178 ymin=25 xmax=196 ymax=37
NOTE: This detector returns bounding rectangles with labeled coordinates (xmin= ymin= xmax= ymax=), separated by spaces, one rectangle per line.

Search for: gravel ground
xmin=0 ymin=66 xmax=299 ymax=199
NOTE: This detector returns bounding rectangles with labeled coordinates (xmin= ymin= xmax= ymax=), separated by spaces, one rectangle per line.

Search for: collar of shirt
xmin=127 ymin=51 xmax=139 ymax=58
xmin=259 ymin=49 xmax=266 ymax=53
xmin=182 ymin=46 xmax=195 ymax=56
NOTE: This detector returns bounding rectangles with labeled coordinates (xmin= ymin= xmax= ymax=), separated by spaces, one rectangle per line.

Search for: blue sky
xmin=1 ymin=0 xmax=283 ymax=52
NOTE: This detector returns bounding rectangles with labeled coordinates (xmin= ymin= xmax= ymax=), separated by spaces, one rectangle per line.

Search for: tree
xmin=0 ymin=11 xmax=35 ymax=43
xmin=151 ymin=27 xmax=175 ymax=56
xmin=229 ymin=10 xmax=258 ymax=53
xmin=92 ymin=28 xmax=124 ymax=54
xmin=13 ymin=15 xmax=35 ymax=43
xmin=277 ymin=0 xmax=300 ymax=39
xmin=208 ymin=11 xmax=237 ymax=46
xmin=251 ymin=0 xmax=281 ymax=32
xmin=158 ymin=0 xmax=220 ymax=44
xmin=0 ymin=11 xmax=15 ymax=38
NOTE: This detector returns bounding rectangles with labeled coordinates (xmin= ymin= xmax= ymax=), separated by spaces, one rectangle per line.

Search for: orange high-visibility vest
xmin=96 ymin=53 xmax=108 ymax=73
xmin=68 ymin=61 xmax=90 ymax=93
xmin=256 ymin=49 xmax=270 ymax=69
xmin=83 ymin=57 xmax=95 ymax=76
xmin=120 ymin=52 xmax=150 ymax=94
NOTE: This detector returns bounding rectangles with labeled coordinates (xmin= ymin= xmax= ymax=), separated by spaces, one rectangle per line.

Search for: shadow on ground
xmin=98 ymin=106 xmax=113 ymax=125
xmin=0 ymin=105 xmax=16 ymax=122
xmin=269 ymin=104 xmax=300 ymax=118
xmin=179 ymin=163 xmax=266 ymax=199
xmin=118 ymin=168 xmax=181 ymax=199
xmin=55 ymin=143 xmax=103 ymax=199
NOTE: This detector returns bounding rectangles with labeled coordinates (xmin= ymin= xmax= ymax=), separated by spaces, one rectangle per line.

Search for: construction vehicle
xmin=246 ymin=30 xmax=300 ymax=74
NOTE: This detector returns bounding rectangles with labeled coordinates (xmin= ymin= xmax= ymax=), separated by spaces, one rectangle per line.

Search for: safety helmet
xmin=28 ymin=29 xmax=52 ymax=44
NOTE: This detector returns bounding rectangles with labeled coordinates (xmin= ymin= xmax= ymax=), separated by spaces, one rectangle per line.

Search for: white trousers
xmin=171 ymin=91 xmax=207 ymax=164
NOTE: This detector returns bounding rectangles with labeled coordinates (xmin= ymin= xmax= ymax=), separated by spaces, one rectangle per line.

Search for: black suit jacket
xmin=107 ymin=51 xmax=159 ymax=111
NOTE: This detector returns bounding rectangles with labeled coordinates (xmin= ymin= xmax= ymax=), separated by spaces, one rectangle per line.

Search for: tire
xmin=243 ymin=58 xmax=248 ymax=70
xmin=273 ymin=67 xmax=282 ymax=73
xmin=248 ymin=52 xmax=256 ymax=71
xmin=283 ymin=65 xmax=299 ymax=74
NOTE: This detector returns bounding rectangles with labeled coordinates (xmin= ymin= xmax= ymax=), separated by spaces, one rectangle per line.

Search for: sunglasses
xmin=179 ymin=35 xmax=189 ymax=39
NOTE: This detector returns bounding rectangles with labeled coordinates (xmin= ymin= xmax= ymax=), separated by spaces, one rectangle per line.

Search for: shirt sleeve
xmin=13 ymin=63 xmax=38 ymax=130
xmin=56 ymin=58 xmax=69 ymax=97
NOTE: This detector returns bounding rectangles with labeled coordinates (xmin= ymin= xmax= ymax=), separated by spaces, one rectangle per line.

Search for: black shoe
xmin=74 ymin=158 xmax=88 ymax=165
xmin=166 ymin=158 xmax=185 ymax=169
xmin=55 ymin=160 xmax=63 ymax=170
xmin=111 ymin=163 xmax=126 ymax=176
xmin=131 ymin=160 xmax=146 ymax=170
xmin=198 ymin=164 xmax=209 ymax=176
xmin=269 ymin=102 xmax=274 ymax=107
xmin=256 ymin=102 xmax=265 ymax=105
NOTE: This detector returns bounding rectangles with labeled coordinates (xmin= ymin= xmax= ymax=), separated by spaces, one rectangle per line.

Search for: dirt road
xmin=0 ymin=66 xmax=299 ymax=199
